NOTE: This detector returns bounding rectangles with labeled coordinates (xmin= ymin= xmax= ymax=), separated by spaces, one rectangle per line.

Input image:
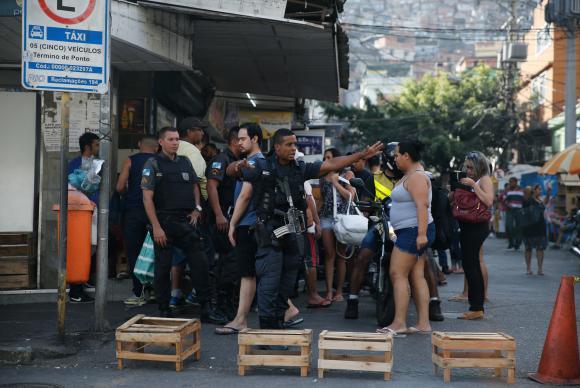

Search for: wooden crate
xmin=317 ymin=330 xmax=393 ymax=380
xmin=115 ymin=314 xmax=201 ymax=372
xmin=432 ymin=332 xmax=516 ymax=384
xmin=0 ymin=233 xmax=33 ymax=289
xmin=237 ymin=329 xmax=312 ymax=377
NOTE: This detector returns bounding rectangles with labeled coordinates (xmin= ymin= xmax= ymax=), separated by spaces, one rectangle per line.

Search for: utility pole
xmin=501 ymin=0 xmax=519 ymax=167
xmin=564 ymin=20 xmax=577 ymax=147
xmin=545 ymin=0 xmax=579 ymax=147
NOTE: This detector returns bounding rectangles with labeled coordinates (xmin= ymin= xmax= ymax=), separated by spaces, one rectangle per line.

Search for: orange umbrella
xmin=540 ymin=143 xmax=580 ymax=175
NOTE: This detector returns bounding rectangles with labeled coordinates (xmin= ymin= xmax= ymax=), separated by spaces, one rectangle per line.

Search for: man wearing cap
xmin=178 ymin=117 xmax=208 ymax=199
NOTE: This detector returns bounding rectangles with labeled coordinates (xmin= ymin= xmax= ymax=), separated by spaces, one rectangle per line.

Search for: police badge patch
xmin=212 ymin=162 xmax=222 ymax=169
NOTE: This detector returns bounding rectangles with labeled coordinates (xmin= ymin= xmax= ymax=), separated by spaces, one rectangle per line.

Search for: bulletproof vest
xmin=255 ymin=155 xmax=307 ymax=219
xmin=153 ymin=155 xmax=196 ymax=211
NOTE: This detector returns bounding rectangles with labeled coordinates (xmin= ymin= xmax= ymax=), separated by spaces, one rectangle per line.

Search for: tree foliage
xmin=322 ymin=65 xmax=519 ymax=172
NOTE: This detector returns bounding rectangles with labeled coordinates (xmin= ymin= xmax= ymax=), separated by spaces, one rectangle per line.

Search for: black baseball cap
xmin=178 ymin=117 xmax=208 ymax=133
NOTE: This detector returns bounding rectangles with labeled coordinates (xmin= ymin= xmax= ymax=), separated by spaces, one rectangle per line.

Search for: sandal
xmin=408 ymin=326 xmax=432 ymax=335
xmin=283 ymin=317 xmax=304 ymax=328
xmin=448 ymin=294 xmax=468 ymax=302
xmin=376 ymin=327 xmax=408 ymax=337
xmin=215 ymin=326 xmax=241 ymax=335
xmin=332 ymin=294 xmax=345 ymax=302
xmin=307 ymin=299 xmax=332 ymax=308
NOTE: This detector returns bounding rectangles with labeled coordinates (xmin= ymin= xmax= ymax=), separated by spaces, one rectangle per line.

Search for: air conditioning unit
xmin=570 ymin=0 xmax=580 ymax=14
xmin=502 ymin=42 xmax=528 ymax=62
xmin=546 ymin=0 xmax=580 ymax=25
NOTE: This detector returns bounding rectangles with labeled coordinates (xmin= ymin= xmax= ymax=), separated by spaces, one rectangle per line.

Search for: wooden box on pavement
xmin=237 ymin=329 xmax=312 ymax=377
xmin=317 ymin=330 xmax=393 ymax=380
xmin=431 ymin=331 xmax=516 ymax=384
xmin=115 ymin=314 xmax=201 ymax=372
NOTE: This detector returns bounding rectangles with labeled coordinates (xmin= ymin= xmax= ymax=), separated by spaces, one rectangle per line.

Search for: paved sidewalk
xmin=0 ymin=237 xmax=578 ymax=387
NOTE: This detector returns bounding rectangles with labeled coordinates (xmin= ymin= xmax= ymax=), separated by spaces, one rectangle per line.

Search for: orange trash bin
xmin=52 ymin=189 xmax=96 ymax=284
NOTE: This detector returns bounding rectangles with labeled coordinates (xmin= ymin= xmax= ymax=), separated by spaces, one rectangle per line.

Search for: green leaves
xmin=322 ymin=65 xmax=519 ymax=171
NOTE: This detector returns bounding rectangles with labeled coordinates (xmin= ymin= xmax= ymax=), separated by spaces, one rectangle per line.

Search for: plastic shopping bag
xmin=134 ymin=232 xmax=155 ymax=285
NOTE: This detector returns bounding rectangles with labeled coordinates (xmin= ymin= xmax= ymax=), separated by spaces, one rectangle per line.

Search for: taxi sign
xmin=22 ymin=0 xmax=110 ymax=94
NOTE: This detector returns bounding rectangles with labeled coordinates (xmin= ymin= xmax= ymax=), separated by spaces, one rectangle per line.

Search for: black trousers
xmin=459 ymin=222 xmax=489 ymax=312
xmin=123 ymin=208 xmax=150 ymax=297
xmin=153 ymin=212 xmax=211 ymax=311
xmin=505 ymin=209 xmax=522 ymax=249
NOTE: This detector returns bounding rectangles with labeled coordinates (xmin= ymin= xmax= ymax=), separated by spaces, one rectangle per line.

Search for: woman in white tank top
xmin=377 ymin=140 xmax=435 ymax=336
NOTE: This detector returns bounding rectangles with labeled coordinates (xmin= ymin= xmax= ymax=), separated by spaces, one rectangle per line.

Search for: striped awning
xmin=540 ymin=143 xmax=580 ymax=175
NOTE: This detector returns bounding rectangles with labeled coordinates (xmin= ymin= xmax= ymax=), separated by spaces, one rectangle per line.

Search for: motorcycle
xmin=349 ymin=178 xmax=396 ymax=327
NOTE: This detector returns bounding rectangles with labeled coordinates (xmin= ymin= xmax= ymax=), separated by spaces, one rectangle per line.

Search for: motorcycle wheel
xmin=376 ymin=280 xmax=395 ymax=327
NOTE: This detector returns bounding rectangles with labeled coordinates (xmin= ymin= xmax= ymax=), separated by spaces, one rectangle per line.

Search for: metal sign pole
xmin=94 ymin=94 xmax=111 ymax=332
xmin=57 ymin=92 xmax=70 ymax=340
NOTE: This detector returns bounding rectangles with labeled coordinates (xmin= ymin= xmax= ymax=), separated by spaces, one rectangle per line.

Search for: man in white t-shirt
xmin=177 ymin=117 xmax=208 ymax=200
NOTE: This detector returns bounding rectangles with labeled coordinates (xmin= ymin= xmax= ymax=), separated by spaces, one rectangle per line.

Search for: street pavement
xmin=1 ymin=236 xmax=579 ymax=387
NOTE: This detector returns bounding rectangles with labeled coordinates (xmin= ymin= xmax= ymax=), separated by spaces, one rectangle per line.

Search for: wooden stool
xmin=237 ymin=329 xmax=312 ymax=377
xmin=432 ymin=332 xmax=516 ymax=384
xmin=115 ymin=314 xmax=201 ymax=371
xmin=317 ymin=330 xmax=393 ymax=380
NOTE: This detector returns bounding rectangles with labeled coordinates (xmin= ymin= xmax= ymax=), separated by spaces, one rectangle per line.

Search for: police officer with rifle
xmin=141 ymin=126 xmax=225 ymax=323
xmin=238 ymin=128 xmax=383 ymax=330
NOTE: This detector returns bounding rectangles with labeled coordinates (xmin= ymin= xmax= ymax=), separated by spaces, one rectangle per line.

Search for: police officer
xmin=141 ymin=126 xmax=225 ymax=323
xmin=206 ymin=126 xmax=241 ymax=319
xmin=239 ymin=128 xmax=383 ymax=329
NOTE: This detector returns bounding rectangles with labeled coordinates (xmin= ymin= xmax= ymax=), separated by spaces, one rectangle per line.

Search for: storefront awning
xmin=140 ymin=2 xmax=341 ymax=102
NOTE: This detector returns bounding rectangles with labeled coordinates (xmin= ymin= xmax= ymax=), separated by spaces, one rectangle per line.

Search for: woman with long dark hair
xmin=319 ymin=148 xmax=356 ymax=302
xmin=378 ymin=140 xmax=434 ymax=335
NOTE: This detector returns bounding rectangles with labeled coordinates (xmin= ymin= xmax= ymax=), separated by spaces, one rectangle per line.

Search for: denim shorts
xmin=320 ymin=217 xmax=335 ymax=230
xmin=394 ymin=223 xmax=436 ymax=257
xmin=172 ymin=247 xmax=186 ymax=266
xmin=360 ymin=224 xmax=378 ymax=251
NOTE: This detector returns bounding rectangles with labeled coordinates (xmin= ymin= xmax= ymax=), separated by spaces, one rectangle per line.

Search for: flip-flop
xmin=283 ymin=317 xmax=304 ymax=328
xmin=448 ymin=294 xmax=468 ymax=302
xmin=307 ymin=299 xmax=332 ymax=308
xmin=376 ymin=327 xmax=407 ymax=337
xmin=332 ymin=295 xmax=345 ymax=302
xmin=408 ymin=326 xmax=432 ymax=335
xmin=215 ymin=325 xmax=241 ymax=335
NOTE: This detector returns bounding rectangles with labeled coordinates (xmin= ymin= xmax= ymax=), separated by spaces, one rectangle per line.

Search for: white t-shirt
xmin=177 ymin=140 xmax=207 ymax=199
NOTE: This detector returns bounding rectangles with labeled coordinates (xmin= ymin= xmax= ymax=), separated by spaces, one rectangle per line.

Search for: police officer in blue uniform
xmin=239 ymin=128 xmax=383 ymax=329
xmin=141 ymin=126 xmax=225 ymax=323
xmin=206 ymin=126 xmax=241 ymax=319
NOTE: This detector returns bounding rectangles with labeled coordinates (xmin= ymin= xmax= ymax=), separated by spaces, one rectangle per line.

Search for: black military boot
xmin=344 ymin=298 xmax=359 ymax=319
xmin=159 ymin=306 xmax=173 ymax=318
xmin=429 ymin=299 xmax=444 ymax=322
xmin=201 ymin=302 xmax=228 ymax=325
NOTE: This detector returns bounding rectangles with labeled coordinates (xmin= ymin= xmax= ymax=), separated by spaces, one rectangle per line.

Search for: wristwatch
xmin=195 ymin=205 xmax=202 ymax=212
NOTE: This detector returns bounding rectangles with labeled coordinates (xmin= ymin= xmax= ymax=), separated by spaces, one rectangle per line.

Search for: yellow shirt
xmin=177 ymin=140 xmax=207 ymax=200
xmin=373 ymin=171 xmax=394 ymax=201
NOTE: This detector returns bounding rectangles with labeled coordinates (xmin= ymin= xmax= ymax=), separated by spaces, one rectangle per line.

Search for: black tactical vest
xmin=153 ymin=155 xmax=196 ymax=211
xmin=255 ymin=155 xmax=307 ymax=220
